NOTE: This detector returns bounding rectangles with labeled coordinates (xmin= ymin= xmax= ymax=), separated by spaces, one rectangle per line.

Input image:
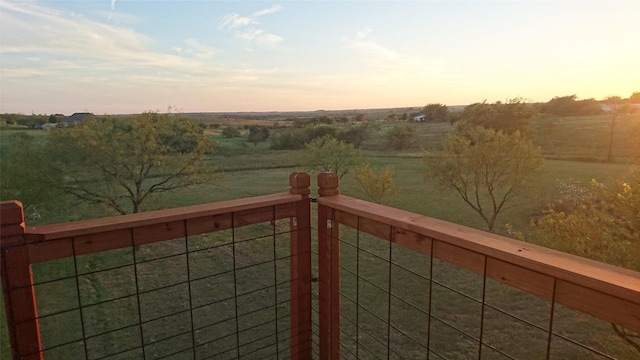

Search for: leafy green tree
xmin=422 ymin=104 xmax=450 ymax=122
xmin=15 ymin=115 xmax=47 ymax=129
xmin=459 ymin=98 xmax=537 ymax=134
xmin=532 ymin=175 xmax=640 ymax=271
xmin=351 ymin=164 xmax=397 ymax=204
xmin=45 ymin=112 xmax=217 ymax=214
xmin=1 ymin=113 xmax=19 ymax=125
xmin=527 ymin=173 xmax=640 ymax=353
xmin=303 ymin=125 xmax=337 ymax=141
xmin=338 ymin=124 xmax=376 ymax=148
xmin=246 ymin=126 xmax=270 ymax=147
xmin=426 ymin=125 xmax=544 ymax=231
xmin=301 ymin=135 xmax=362 ymax=179
xmin=270 ymin=125 xmax=337 ymax=150
xmin=543 ymin=95 xmax=603 ymax=116
xmin=222 ymin=126 xmax=241 ymax=138
xmin=385 ymin=124 xmax=418 ymax=150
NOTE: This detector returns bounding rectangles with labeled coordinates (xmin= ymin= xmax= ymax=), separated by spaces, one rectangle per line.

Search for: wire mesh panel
xmin=22 ymin=208 xmax=301 ymax=360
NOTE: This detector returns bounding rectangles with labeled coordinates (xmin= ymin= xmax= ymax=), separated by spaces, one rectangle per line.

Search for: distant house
xmin=413 ymin=114 xmax=426 ymax=122
xmin=61 ymin=112 xmax=94 ymax=127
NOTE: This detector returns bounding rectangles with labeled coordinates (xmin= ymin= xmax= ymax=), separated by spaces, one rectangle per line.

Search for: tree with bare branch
xmin=46 ymin=112 xmax=218 ymax=214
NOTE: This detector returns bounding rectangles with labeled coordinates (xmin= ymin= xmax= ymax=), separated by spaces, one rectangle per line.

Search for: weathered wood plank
xmin=1 ymin=244 xmax=43 ymax=359
xmin=290 ymin=197 xmax=312 ymax=360
xmin=433 ymin=240 xmax=485 ymax=275
xmin=486 ymin=257 xmax=554 ymax=301
xmin=0 ymin=201 xmax=26 ymax=243
xmin=25 ymin=192 xmax=301 ymax=241
xmin=317 ymin=195 xmax=640 ymax=304
xmin=392 ymin=228 xmax=432 ymax=256
xmin=21 ymin=195 xmax=301 ymax=262
xmin=556 ymin=280 xmax=640 ymax=333
xmin=27 ymin=238 xmax=74 ymax=263
xmin=186 ymin=214 xmax=232 ymax=235
xmin=133 ymin=220 xmax=186 ymax=246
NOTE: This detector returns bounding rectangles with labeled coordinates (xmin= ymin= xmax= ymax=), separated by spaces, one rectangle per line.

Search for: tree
xmin=426 ymin=125 xmax=544 ymax=231
xmin=351 ymin=164 xmax=397 ymax=204
xmin=246 ymin=126 xmax=270 ymax=147
xmin=385 ymin=124 xmax=418 ymax=150
xmin=459 ymin=98 xmax=537 ymax=134
xmin=629 ymin=92 xmax=640 ymax=104
xmin=338 ymin=124 xmax=376 ymax=148
xmin=45 ymin=112 xmax=217 ymax=215
xmin=422 ymin=103 xmax=449 ymax=122
xmin=532 ymin=174 xmax=640 ymax=271
xmin=543 ymin=95 xmax=603 ymax=116
xmin=528 ymin=173 xmax=640 ymax=353
xmin=222 ymin=126 xmax=241 ymax=138
xmin=301 ymin=135 xmax=362 ymax=179
xmin=15 ymin=115 xmax=47 ymax=129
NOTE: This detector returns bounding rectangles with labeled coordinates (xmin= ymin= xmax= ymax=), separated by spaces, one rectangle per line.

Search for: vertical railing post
xmin=317 ymin=172 xmax=340 ymax=360
xmin=289 ymin=172 xmax=312 ymax=360
xmin=1 ymin=201 xmax=43 ymax=360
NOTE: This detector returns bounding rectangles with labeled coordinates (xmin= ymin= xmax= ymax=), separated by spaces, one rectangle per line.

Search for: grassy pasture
xmin=2 ymin=113 xmax=639 ymax=359
xmin=532 ymin=113 xmax=640 ymax=163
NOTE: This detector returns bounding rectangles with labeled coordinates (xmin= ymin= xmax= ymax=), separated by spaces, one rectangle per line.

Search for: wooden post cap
xmin=1 ymin=200 xmax=25 ymax=238
xmin=318 ymin=172 xmax=339 ymax=197
xmin=289 ymin=172 xmax=311 ymax=196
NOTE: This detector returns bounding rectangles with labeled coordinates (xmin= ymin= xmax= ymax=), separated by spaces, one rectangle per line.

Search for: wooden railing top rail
xmin=25 ymin=192 xmax=301 ymax=242
xmin=317 ymin=193 xmax=640 ymax=332
xmin=318 ymin=194 xmax=640 ymax=297
xmin=1 ymin=172 xmax=312 ymax=265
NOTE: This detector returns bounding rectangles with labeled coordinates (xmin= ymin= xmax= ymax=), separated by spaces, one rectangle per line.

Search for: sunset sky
xmin=1 ymin=0 xmax=639 ymax=115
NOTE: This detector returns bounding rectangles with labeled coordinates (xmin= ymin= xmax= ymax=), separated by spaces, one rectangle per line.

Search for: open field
xmin=1 ymin=112 xmax=639 ymax=359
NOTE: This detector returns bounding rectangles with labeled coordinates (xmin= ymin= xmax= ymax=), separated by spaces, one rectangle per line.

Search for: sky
xmin=1 ymin=0 xmax=639 ymax=115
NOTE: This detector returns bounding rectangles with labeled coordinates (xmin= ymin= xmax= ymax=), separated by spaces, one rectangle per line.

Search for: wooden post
xmin=1 ymin=201 xmax=43 ymax=360
xmin=317 ymin=172 xmax=340 ymax=360
xmin=289 ymin=172 xmax=312 ymax=360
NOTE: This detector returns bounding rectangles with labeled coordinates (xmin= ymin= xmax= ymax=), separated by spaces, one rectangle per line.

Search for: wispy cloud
xmin=111 ymin=0 xmax=116 ymax=11
xmin=343 ymin=28 xmax=403 ymax=69
xmin=183 ymin=39 xmax=217 ymax=60
xmin=0 ymin=1 xmax=212 ymax=74
xmin=253 ymin=5 xmax=282 ymax=17
xmin=218 ymin=13 xmax=256 ymax=30
xmin=219 ymin=5 xmax=283 ymax=46
xmin=236 ymin=30 xmax=282 ymax=46
xmin=342 ymin=27 xmax=446 ymax=85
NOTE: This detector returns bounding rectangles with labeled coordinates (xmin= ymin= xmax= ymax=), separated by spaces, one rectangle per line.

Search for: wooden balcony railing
xmin=2 ymin=171 xmax=639 ymax=359
xmin=1 ymin=172 xmax=312 ymax=360
xmin=314 ymin=172 xmax=640 ymax=359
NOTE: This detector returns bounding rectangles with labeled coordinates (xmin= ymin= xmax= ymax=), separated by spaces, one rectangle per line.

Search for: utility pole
xmin=606 ymin=96 xmax=619 ymax=163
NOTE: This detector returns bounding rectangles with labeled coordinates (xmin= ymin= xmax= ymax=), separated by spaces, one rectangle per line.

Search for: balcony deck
xmin=2 ymin=172 xmax=639 ymax=359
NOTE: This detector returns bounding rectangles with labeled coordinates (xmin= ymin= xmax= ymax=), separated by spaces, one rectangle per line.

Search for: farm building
xmin=60 ymin=112 xmax=94 ymax=127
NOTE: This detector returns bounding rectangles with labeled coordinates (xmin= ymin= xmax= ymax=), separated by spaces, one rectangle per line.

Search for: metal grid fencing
xmin=318 ymin=215 xmax=638 ymax=360
xmin=11 ymin=208 xmax=306 ymax=360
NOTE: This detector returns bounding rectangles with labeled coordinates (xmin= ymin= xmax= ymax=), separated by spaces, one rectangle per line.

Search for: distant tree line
xmin=270 ymin=124 xmax=375 ymax=150
xmin=538 ymin=93 xmax=639 ymax=116
xmin=1 ymin=113 xmax=65 ymax=128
